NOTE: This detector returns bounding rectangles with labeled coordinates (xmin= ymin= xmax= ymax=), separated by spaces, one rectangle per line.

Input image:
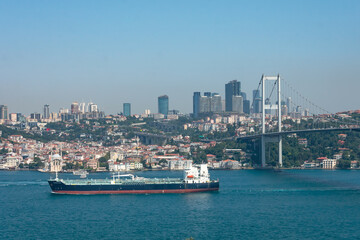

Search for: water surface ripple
xmin=1 ymin=170 xmax=360 ymax=239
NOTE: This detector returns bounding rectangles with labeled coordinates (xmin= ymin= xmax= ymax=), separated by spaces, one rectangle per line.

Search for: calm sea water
xmin=1 ymin=169 xmax=360 ymax=240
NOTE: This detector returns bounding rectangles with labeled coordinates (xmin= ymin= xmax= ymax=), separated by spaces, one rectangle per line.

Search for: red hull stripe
xmin=52 ymin=188 xmax=219 ymax=195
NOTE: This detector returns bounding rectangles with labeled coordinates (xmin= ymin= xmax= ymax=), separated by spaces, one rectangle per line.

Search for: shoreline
xmin=1 ymin=167 xmax=360 ymax=172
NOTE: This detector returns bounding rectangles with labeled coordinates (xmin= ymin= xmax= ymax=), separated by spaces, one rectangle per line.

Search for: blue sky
xmin=0 ymin=0 xmax=359 ymax=114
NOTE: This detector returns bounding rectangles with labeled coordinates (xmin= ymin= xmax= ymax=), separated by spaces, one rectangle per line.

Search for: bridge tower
xmin=260 ymin=75 xmax=282 ymax=167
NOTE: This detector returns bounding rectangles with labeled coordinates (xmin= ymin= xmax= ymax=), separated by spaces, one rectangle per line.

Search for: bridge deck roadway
xmin=236 ymin=127 xmax=360 ymax=140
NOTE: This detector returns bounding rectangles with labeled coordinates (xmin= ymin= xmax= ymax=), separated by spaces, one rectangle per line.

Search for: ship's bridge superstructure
xmin=184 ymin=164 xmax=210 ymax=183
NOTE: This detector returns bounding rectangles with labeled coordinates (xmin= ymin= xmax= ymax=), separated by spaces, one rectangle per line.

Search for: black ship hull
xmin=48 ymin=180 xmax=219 ymax=194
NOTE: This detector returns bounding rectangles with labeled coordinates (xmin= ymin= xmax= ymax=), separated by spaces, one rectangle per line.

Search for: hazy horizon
xmin=1 ymin=0 xmax=359 ymax=115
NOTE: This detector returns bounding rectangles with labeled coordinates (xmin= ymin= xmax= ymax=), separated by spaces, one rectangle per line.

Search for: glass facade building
xmin=43 ymin=104 xmax=50 ymax=119
xmin=193 ymin=92 xmax=201 ymax=117
xmin=225 ymin=80 xmax=241 ymax=112
xmin=123 ymin=103 xmax=131 ymax=117
xmin=158 ymin=95 xmax=169 ymax=116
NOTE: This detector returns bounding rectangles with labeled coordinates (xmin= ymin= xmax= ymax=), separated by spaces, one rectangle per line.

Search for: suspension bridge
xmin=240 ymin=74 xmax=359 ymax=167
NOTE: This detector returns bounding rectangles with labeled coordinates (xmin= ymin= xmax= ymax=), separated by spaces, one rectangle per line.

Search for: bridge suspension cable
xmin=281 ymin=78 xmax=359 ymax=128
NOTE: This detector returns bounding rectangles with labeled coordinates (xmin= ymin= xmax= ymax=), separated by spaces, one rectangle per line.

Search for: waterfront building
xmin=43 ymin=104 xmax=50 ymax=119
xmin=168 ymin=159 xmax=192 ymax=170
xmin=193 ymin=92 xmax=201 ymax=117
xmin=322 ymin=159 xmax=337 ymax=169
xmin=225 ymin=80 xmax=241 ymax=112
xmin=123 ymin=103 xmax=131 ymax=116
xmin=158 ymin=95 xmax=169 ymax=116
xmin=0 ymin=105 xmax=8 ymax=120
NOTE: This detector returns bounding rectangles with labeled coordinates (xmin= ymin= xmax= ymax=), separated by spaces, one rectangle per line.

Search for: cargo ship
xmin=48 ymin=164 xmax=219 ymax=194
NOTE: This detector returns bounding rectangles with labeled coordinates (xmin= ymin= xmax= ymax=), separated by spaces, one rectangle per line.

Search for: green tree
xmin=98 ymin=157 xmax=109 ymax=170
xmin=337 ymin=160 xmax=351 ymax=169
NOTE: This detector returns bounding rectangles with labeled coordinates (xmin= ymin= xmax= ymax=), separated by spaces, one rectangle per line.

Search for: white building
xmin=50 ymin=154 xmax=63 ymax=172
xmin=109 ymin=162 xmax=130 ymax=172
xmin=168 ymin=159 xmax=193 ymax=170
xmin=232 ymin=95 xmax=243 ymax=113
xmin=322 ymin=159 xmax=337 ymax=169
xmin=4 ymin=155 xmax=22 ymax=168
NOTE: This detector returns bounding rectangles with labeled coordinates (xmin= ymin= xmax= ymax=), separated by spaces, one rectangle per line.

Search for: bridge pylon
xmin=260 ymin=74 xmax=282 ymax=167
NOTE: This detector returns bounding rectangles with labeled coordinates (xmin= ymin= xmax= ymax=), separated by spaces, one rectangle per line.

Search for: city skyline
xmin=0 ymin=1 xmax=359 ymax=114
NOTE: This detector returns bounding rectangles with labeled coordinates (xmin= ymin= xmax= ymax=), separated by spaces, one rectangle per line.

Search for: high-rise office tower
xmin=30 ymin=113 xmax=41 ymax=120
xmin=71 ymin=102 xmax=79 ymax=114
xmin=252 ymin=89 xmax=262 ymax=113
xmin=243 ymin=100 xmax=250 ymax=114
xmin=204 ymin=92 xmax=212 ymax=97
xmin=286 ymin=97 xmax=292 ymax=114
xmin=88 ymin=103 xmax=98 ymax=113
xmin=199 ymin=96 xmax=211 ymax=113
xmin=252 ymin=89 xmax=261 ymax=100
xmin=123 ymin=103 xmax=131 ymax=117
xmin=232 ymin=95 xmax=243 ymax=114
xmin=0 ymin=105 xmax=8 ymax=120
xmin=225 ymin=80 xmax=241 ymax=112
xmin=240 ymin=92 xmax=247 ymax=101
xmin=43 ymin=104 xmax=50 ymax=119
xmin=79 ymin=102 xmax=86 ymax=113
xmin=211 ymin=93 xmax=222 ymax=112
xmin=158 ymin=95 xmax=169 ymax=116
xmin=193 ymin=92 xmax=201 ymax=117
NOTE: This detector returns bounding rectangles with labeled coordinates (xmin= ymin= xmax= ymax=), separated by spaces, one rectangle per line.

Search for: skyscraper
xmin=286 ymin=97 xmax=292 ymax=114
xmin=240 ymin=92 xmax=247 ymax=101
xmin=232 ymin=95 xmax=243 ymax=114
xmin=0 ymin=105 xmax=8 ymax=120
xmin=243 ymin=100 xmax=250 ymax=114
xmin=88 ymin=103 xmax=98 ymax=113
xmin=30 ymin=113 xmax=41 ymax=120
xmin=211 ymin=93 xmax=222 ymax=112
xmin=225 ymin=80 xmax=241 ymax=112
xmin=199 ymin=96 xmax=211 ymax=113
xmin=158 ymin=95 xmax=169 ymax=116
xmin=193 ymin=92 xmax=201 ymax=117
xmin=252 ymin=89 xmax=262 ymax=113
xmin=79 ymin=102 xmax=86 ymax=113
xmin=123 ymin=103 xmax=131 ymax=117
xmin=43 ymin=104 xmax=50 ymax=119
xmin=71 ymin=102 xmax=79 ymax=114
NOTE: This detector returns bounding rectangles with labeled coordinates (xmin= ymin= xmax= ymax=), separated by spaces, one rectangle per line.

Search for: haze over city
xmin=0 ymin=0 xmax=359 ymax=115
